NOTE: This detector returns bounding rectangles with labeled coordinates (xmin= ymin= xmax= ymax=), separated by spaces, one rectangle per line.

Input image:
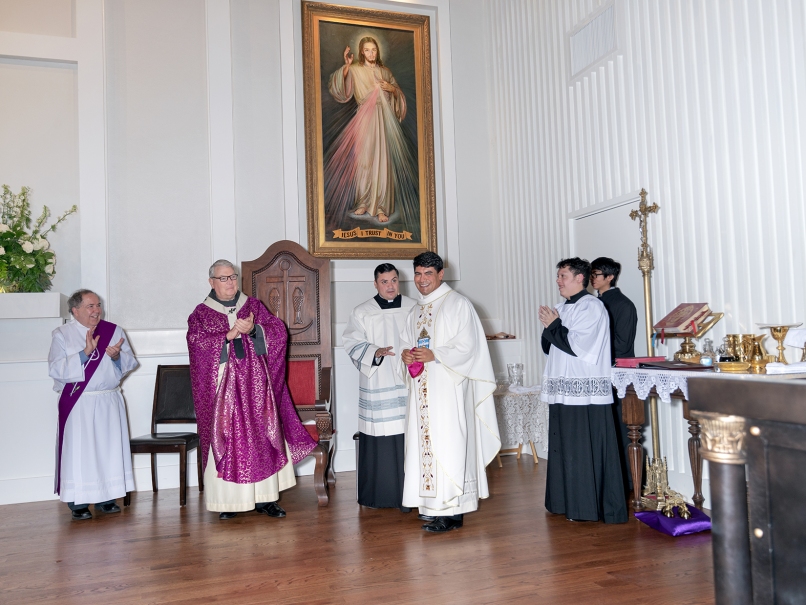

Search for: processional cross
xmin=628 ymin=190 xmax=690 ymax=516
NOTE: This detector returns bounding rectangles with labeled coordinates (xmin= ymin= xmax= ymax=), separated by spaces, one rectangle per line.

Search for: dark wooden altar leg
xmin=312 ymin=443 xmax=329 ymax=507
xmin=688 ymin=418 xmax=705 ymax=509
xmin=710 ymin=462 xmax=752 ymax=605
xmin=622 ymin=387 xmax=645 ymax=511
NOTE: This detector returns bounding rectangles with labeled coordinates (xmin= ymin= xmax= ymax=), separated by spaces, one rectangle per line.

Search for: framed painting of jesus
xmin=301 ymin=1 xmax=437 ymax=259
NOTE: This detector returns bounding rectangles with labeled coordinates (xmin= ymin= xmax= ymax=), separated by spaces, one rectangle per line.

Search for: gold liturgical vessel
xmin=757 ymin=323 xmax=802 ymax=364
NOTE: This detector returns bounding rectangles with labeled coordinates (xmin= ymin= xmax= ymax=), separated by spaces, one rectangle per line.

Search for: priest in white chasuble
xmin=342 ymin=263 xmax=415 ymax=509
xmin=539 ymin=257 xmax=628 ymax=524
xmin=400 ymin=252 xmax=501 ymax=533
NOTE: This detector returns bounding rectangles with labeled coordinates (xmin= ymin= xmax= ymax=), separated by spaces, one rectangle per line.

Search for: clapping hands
xmin=227 ymin=312 xmax=255 ymax=341
xmin=538 ymin=305 xmax=560 ymax=329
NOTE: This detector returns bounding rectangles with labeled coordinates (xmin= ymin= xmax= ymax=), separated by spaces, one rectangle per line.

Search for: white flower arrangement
xmin=0 ymin=184 xmax=77 ymax=292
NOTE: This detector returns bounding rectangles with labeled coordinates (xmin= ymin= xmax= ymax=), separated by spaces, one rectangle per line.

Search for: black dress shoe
xmin=96 ymin=502 xmax=121 ymax=514
xmin=256 ymin=502 xmax=286 ymax=518
xmin=219 ymin=512 xmax=237 ymax=520
xmin=423 ymin=516 xmax=463 ymax=532
xmin=71 ymin=507 xmax=92 ymax=520
xmin=417 ymin=514 xmax=437 ymax=522
xmin=400 ymin=506 xmax=412 ymax=513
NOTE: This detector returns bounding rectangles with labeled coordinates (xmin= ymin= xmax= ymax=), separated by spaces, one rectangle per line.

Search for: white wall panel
xmin=105 ymin=0 xmax=212 ymax=328
xmin=485 ymin=0 xmax=806 ymax=507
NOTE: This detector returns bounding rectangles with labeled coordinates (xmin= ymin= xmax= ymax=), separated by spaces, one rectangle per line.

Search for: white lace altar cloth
xmin=611 ymin=368 xmax=708 ymax=403
xmin=493 ymin=385 xmax=548 ymax=452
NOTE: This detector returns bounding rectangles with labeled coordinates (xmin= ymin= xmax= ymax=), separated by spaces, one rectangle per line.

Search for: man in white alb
xmin=539 ymin=257 xmax=627 ymax=523
xmin=400 ymin=252 xmax=501 ymax=532
xmin=342 ymin=263 xmax=415 ymax=509
xmin=49 ymin=289 xmax=137 ymax=520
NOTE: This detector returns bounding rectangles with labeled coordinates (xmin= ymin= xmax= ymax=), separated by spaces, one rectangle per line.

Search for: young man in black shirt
xmin=591 ymin=257 xmax=637 ymax=490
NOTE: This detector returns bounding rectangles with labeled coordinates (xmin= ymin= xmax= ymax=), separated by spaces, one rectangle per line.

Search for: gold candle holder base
xmin=642 ymin=457 xmax=692 ymax=518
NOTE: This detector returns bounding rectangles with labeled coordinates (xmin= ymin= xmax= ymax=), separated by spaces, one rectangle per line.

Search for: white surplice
xmin=48 ymin=319 xmax=137 ymax=505
xmin=342 ymin=295 xmax=415 ymax=437
xmin=199 ymin=295 xmax=296 ymax=513
xmin=540 ymin=294 xmax=613 ymax=405
xmin=400 ymin=283 xmax=501 ymax=516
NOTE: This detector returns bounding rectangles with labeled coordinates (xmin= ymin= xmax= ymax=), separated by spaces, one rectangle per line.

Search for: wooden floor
xmin=0 ymin=458 xmax=715 ymax=605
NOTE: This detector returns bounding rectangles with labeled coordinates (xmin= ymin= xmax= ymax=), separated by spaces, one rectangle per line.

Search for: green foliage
xmin=0 ymin=185 xmax=77 ymax=293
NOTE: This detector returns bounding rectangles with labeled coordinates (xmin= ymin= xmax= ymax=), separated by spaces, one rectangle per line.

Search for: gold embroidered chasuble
xmin=400 ymin=283 xmax=501 ymax=515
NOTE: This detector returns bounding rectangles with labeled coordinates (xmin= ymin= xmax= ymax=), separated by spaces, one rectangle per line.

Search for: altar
xmin=613 ymin=367 xmax=806 ymax=513
xmin=611 ymin=367 xmax=710 ymax=510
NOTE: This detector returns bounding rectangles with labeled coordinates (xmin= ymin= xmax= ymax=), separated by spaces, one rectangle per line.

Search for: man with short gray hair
xmin=48 ymin=289 xmax=137 ymax=520
xmin=187 ymin=260 xmax=317 ymax=519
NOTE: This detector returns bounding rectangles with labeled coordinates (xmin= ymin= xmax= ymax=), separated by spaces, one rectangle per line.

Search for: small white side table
xmin=493 ymin=385 xmax=547 ymax=466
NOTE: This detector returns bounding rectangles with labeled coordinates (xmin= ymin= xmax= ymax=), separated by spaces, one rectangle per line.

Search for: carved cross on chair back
xmin=242 ymin=240 xmax=335 ymax=505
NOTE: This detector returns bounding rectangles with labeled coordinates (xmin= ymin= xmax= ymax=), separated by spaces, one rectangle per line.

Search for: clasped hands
xmin=84 ymin=328 xmax=124 ymax=360
xmin=538 ymin=305 xmax=560 ymax=329
xmin=227 ymin=312 xmax=255 ymax=342
xmin=401 ymin=347 xmax=435 ymax=364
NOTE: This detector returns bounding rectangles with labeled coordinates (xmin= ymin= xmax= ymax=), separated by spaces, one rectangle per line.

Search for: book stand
xmin=655 ymin=312 xmax=724 ymax=362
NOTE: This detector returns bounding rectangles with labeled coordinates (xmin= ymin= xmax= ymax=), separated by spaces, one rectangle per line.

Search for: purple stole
xmin=54 ymin=319 xmax=117 ymax=495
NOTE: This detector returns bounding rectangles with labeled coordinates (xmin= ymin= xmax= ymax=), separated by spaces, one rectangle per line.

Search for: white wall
xmin=105 ymin=0 xmax=214 ymax=328
xmin=484 ymin=0 xmax=806 ymax=507
xmin=0 ymin=0 xmax=503 ymax=504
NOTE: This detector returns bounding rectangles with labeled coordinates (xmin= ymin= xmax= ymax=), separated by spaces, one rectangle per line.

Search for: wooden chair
xmin=242 ymin=240 xmax=335 ymax=506
xmin=126 ymin=365 xmax=203 ymax=507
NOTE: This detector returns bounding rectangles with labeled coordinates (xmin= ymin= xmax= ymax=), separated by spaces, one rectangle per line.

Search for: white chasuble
xmin=342 ymin=296 xmax=415 ymax=436
xmin=400 ymin=283 xmax=501 ymax=515
xmin=201 ymin=294 xmax=296 ymax=512
xmin=48 ymin=319 xmax=137 ymax=504
xmin=540 ymin=294 xmax=614 ymax=406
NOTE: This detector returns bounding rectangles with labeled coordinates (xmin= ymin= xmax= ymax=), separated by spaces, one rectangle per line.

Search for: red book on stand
xmin=615 ymin=357 xmax=667 ymax=368
xmin=653 ymin=303 xmax=711 ymax=334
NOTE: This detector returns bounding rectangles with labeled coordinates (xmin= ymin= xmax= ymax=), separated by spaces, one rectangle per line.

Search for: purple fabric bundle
xmin=634 ymin=506 xmax=712 ymax=536
xmin=408 ymin=361 xmax=424 ymax=378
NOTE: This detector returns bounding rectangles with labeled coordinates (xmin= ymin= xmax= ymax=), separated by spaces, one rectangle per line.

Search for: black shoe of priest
xmin=96 ymin=502 xmax=121 ymax=514
xmin=417 ymin=514 xmax=436 ymax=522
xmin=71 ymin=507 xmax=92 ymax=520
xmin=422 ymin=516 xmax=463 ymax=532
xmin=219 ymin=512 xmax=237 ymax=520
xmin=256 ymin=502 xmax=286 ymax=518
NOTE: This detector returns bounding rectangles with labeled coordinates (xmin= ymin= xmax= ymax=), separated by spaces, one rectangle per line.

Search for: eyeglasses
xmin=591 ymin=272 xmax=604 ymax=278
xmin=212 ymin=274 xmax=238 ymax=282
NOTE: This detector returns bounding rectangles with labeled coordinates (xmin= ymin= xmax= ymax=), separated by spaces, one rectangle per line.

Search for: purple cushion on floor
xmin=634 ymin=506 xmax=711 ymax=536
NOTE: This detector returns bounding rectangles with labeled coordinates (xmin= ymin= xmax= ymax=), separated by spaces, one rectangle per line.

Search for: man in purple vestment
xmin=187 ymin=260 xmax=317 ymax=520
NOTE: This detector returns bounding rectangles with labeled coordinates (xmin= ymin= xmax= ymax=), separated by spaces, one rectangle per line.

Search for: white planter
xmin=0 ymin=292 xmax=69 ymax=319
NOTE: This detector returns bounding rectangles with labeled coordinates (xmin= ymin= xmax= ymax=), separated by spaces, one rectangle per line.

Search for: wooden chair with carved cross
xmin=242 ymin=240 xmax=335 ymax=506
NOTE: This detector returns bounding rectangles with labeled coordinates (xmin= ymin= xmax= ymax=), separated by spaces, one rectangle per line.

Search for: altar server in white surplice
xmin=342 ymin=263 xmax=415 ymax=510
xmin=400 ymin=252 xmax=501 ymax=533
xmin=48 ymin=289 xmax=137 ymax=521
xmin=539 ymin=258 xmax=627 ymax=524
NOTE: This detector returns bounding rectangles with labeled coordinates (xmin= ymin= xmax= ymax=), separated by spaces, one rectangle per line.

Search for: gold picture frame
xmin=302 ymin=1 xmax=437 ymax=259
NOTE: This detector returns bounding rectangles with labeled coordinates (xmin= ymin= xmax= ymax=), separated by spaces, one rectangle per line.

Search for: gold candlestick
xmin=757 ymin=323 xmax=802 ymax=364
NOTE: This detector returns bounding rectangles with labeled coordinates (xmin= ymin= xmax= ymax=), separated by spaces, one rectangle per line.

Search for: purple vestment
xmin=187 ymin=295 xmax=317 ymax=484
